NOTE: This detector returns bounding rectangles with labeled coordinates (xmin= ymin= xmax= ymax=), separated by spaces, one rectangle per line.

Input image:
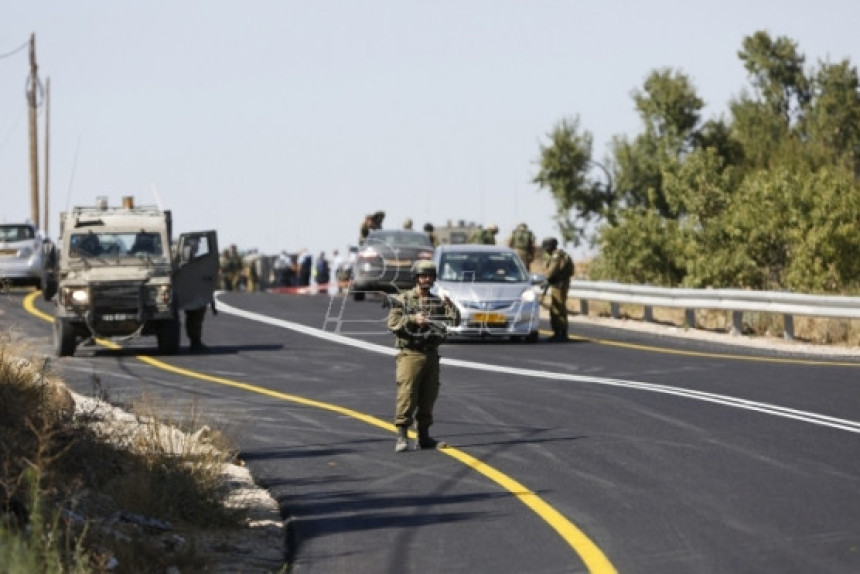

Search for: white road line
xmin=215 ymin=296 xmax=860 ymax=435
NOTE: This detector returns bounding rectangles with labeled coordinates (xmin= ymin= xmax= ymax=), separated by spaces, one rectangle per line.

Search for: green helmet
xmin=542 ymin=237 xmax=558 ymax=251
xmin=412 ymin=260 xmax=437 ymax=278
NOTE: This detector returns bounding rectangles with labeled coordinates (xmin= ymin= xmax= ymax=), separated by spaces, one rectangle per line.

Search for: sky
xmin=2 ymin=1 xmax=859 ymax=261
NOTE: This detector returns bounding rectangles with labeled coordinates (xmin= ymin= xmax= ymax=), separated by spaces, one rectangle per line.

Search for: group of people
xmin=272 ymin=248 xmax=348 ymax=288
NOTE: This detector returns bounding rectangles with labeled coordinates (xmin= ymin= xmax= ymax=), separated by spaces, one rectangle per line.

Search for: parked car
xmin=433 ymin=244 xmax=544 ymax=342
xmin=350 ymin=229 xmax=435 ymax=301
xmin=0 ymin=222 xmax=45 ymax=288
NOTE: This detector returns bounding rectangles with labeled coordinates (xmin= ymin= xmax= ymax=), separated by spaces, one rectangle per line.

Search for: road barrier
xmin=567 ymin=280 xmax=860 ymax=340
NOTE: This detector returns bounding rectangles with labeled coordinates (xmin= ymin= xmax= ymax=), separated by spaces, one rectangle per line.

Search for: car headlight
xmin=61 ymin=286 xmax=89 ymax=308
xmin=521 ymin=289 xmax=536 ymax=303
xmin=19 ymin=246 xmax=33 ymax=259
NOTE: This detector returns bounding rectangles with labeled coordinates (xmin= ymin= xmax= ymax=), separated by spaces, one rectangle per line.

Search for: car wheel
xmin=353 ymin=290 xmax=365 ymax=302
xmin=156 ymin=318 xmax=181 ymax=355
xmin=54 ymin=318 xmax=76 ymax=357
xmin=525 ymin=331 xmax=539 ymax=343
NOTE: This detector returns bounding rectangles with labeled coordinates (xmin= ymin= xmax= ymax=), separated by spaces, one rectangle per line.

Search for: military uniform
xmin=387 ymin=268 xmax=460 ymax=451
xmin=543 ymin=238 xmax=574 ymax=342
xmin=509 ymin=223 xmax=536 ymax=270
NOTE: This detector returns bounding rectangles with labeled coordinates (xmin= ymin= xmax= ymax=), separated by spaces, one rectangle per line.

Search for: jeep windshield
xmin=69 ymin=231 xmax=167 ymax=262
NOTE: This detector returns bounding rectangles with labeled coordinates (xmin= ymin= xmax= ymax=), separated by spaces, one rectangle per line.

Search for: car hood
xmin=434 ymin=280 xmax=533 ymax=304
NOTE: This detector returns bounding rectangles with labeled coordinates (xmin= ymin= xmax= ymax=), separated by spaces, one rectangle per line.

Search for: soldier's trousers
xmin=550 ymin=286 xmax=568 ymax=336
xmin=394 ymin=349 xmax=440 ymax=429
xmin=184 ymin=307 xmax=206 ymax=344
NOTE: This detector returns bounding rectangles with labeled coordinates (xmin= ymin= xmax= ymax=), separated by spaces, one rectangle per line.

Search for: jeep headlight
xmin=147 ymin=284 xmax=172 ymax=307
xmin=61 ymin=286 xmax=89 ymax=308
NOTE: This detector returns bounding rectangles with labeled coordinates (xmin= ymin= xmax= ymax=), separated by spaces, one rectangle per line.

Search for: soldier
xmin=359 ymin=214 xmax=374 ymax=245
xmin=178 ymin=236 xmax=215 ymax=353
xmin=372 ymin=210 xmax=386 ymax=230
xmin=483 ymin=224 xmax=499 ymax=245
xmin=541 ymin=237 xmax=575 ymax=342
xmin=387 ymin=260 xmax=460 ymax=452
xmin=224 ymin=244 xmax=243 ymax=291
xmin=508 ymin=223 xmax=536 ymax=270
xmin=423 ymin=222 xmax=437 ymax=246
xmin=468 ymin=224 xmax=497 ymax=245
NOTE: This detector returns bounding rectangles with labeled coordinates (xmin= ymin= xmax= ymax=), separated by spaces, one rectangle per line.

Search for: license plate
xmin=473 ymin=312 xmax=506 ymax=324
xmin=0 ymin=249 xmax=16 ymax=256
xmin=100 ymin=313 xmax=136 ymax=321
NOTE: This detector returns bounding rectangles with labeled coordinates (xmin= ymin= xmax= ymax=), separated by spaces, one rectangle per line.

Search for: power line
xmin=0 ymin=39 xmax=29 ymax=60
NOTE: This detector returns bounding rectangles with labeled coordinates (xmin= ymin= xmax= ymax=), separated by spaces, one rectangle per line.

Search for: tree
xmin=532 ymin=117 xmax=607 ymax=246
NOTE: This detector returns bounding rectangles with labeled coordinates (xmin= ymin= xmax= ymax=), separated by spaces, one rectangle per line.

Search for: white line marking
xmin=215 ymin=296 xmax=860 ymax=435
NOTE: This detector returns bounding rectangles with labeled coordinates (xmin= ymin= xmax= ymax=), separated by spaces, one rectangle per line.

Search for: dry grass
xmin=0 ymin=334 xmax=249 ymax=573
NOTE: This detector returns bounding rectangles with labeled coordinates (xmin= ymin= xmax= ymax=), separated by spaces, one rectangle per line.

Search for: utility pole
xmin=26 ymin=33 xmax=40 ymax=229
xmin=43 ymin=77 xmax=51 ymax=236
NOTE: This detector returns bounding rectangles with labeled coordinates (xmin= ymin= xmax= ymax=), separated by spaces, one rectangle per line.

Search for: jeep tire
xmin=54 ymin=318 xmax=76 ymax=357
xmin=156 ymin=318 xmax=181 ymax=355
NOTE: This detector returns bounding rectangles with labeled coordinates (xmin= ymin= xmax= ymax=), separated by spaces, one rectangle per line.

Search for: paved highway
xmin=3 ymin=289 xmax=859 ymax=573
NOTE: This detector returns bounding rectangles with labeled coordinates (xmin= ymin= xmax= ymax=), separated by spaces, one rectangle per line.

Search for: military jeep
xmin=45 ymin=196 xmax=218 ymax=357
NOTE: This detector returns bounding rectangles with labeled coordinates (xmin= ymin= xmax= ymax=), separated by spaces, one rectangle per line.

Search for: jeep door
xmin=174 ymin=231 xmax=219 ymax=310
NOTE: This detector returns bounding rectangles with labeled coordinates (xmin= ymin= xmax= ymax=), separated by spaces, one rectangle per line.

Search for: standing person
xmin=221 ymin=245 xmax=243 ymax=291
xmin=297 ymin=249 xmax=312 ymax=287
xmin=387 ymin=261 xmax=460 ymax=452
xmin=178 ymin=236 xmax=215 ymax=353
xmin=483 ymin=224 xmax=499 ymax=245
xmin=359 ymin=214 xmax=374 ymax=245
xmin=331 ymin=249 xmax=347 ymax=293
xmin=508 ymin=223 xmax=536 ymax=270
xmin=274 ymin=250 xmax=295 ymax=287
xmin=423 ymin=222 xmax=437 ymax=246
xmin=541 ymin=237 xmax=575 ymax=342
xmin=314 ymin=251 xmax=331 ymax=286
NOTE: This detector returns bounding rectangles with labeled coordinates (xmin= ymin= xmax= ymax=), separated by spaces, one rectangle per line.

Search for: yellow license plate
xmin=0 ymin=249 xmax=16 ymax=256
xmin=473 ymin=312 xmax=506 ymax=323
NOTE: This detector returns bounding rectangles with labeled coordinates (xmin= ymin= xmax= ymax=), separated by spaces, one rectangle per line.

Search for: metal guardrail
xmin=567 ymin=280 xmax=860 ymax=340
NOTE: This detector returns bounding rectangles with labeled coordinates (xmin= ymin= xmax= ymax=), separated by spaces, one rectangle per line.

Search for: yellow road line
xmin=537 ymin=329 xmax=859 ymax=367
xmin=24 ymin=291 xmax=617 ymax=574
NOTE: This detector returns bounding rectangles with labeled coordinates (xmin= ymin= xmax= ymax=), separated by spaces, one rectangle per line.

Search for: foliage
xmin=0 ymin=339 xmax=244 ymax=573
xmin=538 ymin=30 xmax=860 ymax=293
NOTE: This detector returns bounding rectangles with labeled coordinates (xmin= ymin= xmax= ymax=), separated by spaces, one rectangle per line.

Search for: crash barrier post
xmin=568 ymin=280 xmax=860 ymax=341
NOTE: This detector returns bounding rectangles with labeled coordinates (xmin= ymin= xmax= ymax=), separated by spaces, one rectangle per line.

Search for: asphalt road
xmin=3 ymin=288 xmax=859 ymax=573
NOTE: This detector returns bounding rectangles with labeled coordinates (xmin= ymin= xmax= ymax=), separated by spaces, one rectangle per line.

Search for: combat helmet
xmin=542 ymin=237 xmax=558 ymax=251
xmin=412 ymin=260 xmax=437 ymax=279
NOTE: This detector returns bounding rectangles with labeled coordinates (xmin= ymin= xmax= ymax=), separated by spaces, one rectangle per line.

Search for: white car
xmin=433 ymin=244 xmax=544 ymax=342
xmin=0 ymin=222 xmax=45 ymax=288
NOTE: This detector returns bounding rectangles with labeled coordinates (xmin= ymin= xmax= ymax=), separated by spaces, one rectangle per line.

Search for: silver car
xmin=0 ymin=222 xmax=45 ymax=288
xmin=433 ymin=244 xmax=544 ymax=342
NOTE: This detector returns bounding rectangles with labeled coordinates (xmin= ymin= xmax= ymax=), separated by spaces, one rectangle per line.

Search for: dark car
xmin=350 ymin=230 xmax=435 ymax=301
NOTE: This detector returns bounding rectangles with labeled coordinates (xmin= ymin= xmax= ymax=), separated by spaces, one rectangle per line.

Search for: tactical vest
xmin=391 ymin=291 xmax=451 ymax=351
xmin=512 ymin=228 xmax=532 ymax=249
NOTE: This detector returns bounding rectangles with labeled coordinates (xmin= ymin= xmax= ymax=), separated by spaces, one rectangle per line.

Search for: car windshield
xmin=366 ymin=231 xmax=433 ymax=248
xmin=439 ymin=252 xmax=527 ymax=283
xmin=0 ymin=225 xmax=35 ymax=242
xmin=70 ymin=231 xmax=164 ymax=258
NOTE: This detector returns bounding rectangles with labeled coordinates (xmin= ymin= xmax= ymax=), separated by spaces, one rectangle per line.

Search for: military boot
xmin=417 ymin=426 xmax=448 ymax=450
xmin=394 ymin=425 xmax=409 ymax=453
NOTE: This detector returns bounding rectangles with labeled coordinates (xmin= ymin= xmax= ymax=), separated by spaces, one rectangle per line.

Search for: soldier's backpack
xmin=512 ymin=228 xmax=533 ymax=249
